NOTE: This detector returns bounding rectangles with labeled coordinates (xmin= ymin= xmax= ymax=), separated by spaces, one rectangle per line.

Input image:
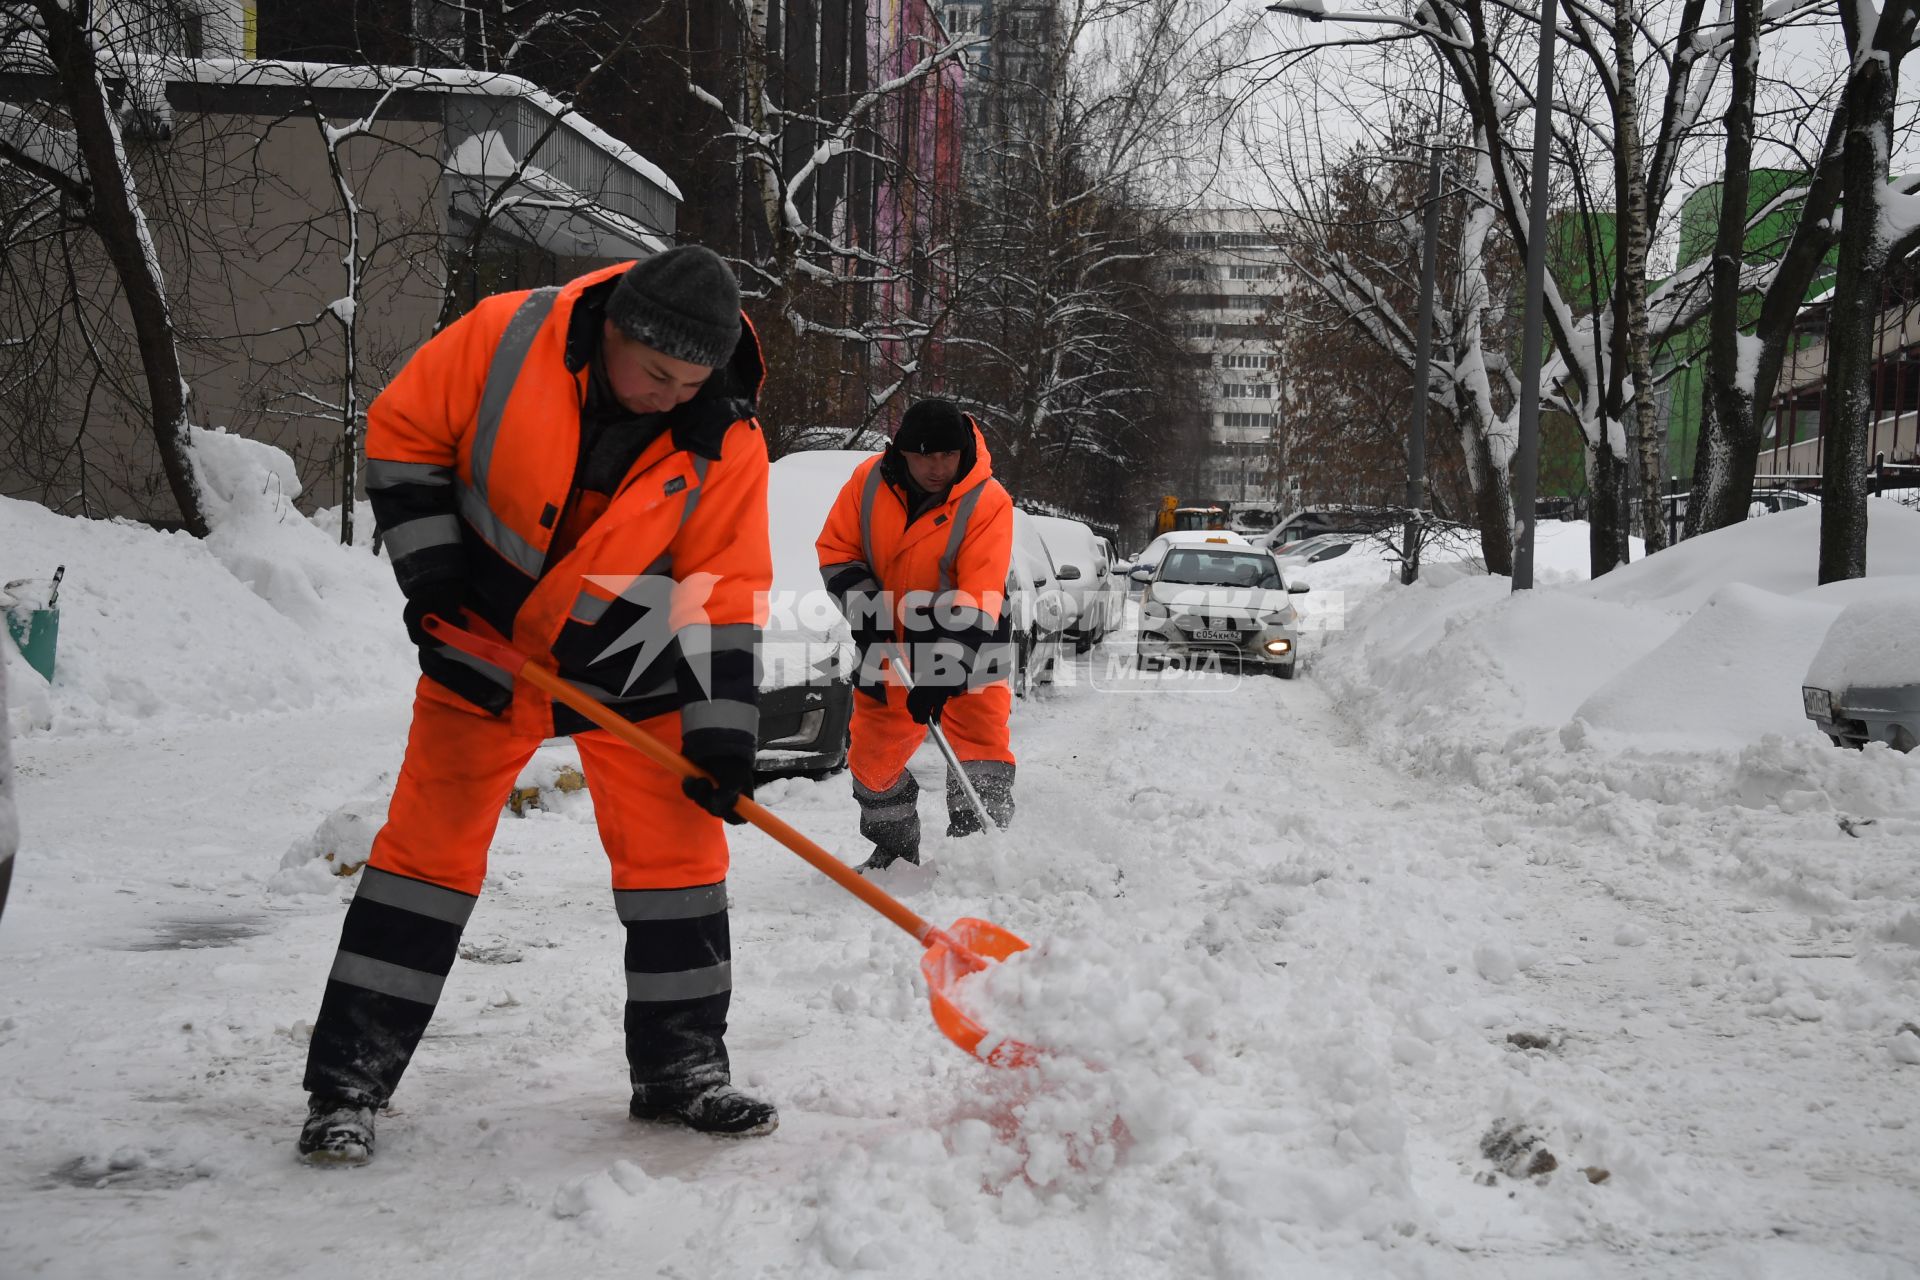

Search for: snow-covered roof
xmin=174 ymin=58 xmax=681 ymax=203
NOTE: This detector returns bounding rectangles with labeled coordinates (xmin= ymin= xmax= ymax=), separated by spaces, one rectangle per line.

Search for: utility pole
xmin=1510 ymin=0 xmax=1560 ymax=591
xmin=1403 ymin=150 xmax=1443 ymax=586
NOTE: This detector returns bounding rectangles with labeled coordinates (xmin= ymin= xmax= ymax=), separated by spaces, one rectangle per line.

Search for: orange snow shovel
xmin=423 ymin=616 xmax=1038 ymax=1068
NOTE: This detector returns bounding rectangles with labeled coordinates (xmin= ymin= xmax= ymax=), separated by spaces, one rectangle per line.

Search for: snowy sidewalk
xmin=4 ymin=647 xmax=1916 ymax=1278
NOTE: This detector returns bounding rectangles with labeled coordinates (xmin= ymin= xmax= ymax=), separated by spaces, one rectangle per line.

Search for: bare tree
xmin=1 ymin=0 xmax=209 ymax=533
xmin=1817 ymin=0 xmax=1920 ymax=581
xmin=1247 ymin=0 xmax=1735 ymax=575
xmin=682 ymin=2 xmax=979 ymax=446
xmin=942 ymin=0 xmax=1229 ymax=518
xmin=1254 ymin=96 xmax=1522 ymax=574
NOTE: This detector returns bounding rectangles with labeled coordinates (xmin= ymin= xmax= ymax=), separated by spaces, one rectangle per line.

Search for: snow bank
xmin=1324 ymin=502 xmax=1920 ymax=769
xmin=0 ymin=428 xmax=415 ymax=736
xmin=1572 ymin=583 xmax=1843 ymax=749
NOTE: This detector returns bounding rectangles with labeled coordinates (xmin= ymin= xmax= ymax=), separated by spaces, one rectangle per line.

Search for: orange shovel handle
xmin=421 ymin=614 xmax=941 ymax=948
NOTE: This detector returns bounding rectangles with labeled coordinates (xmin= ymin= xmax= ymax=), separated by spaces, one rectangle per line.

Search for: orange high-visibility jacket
xmin=364 ymin=261 xmax=772 ymax=750
xmin=816 ymin=420 xmax=1013 ymax=680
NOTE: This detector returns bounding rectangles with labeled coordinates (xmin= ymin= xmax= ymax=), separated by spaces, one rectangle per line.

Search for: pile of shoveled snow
xmin=1320 ymin=501 xmax=1920 ymax=759
xmin=1 ymin=428 xmax=415 ymax=736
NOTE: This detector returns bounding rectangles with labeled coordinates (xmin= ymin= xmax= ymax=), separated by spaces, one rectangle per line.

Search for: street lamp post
xmin=1403 ymin=148 xmax=1442 ymax=586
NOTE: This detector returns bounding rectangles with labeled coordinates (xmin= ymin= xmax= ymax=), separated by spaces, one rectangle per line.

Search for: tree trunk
xmin=1818 ymin=50 xmax=1900 ymax=584
xmin=1614 ymin=0 xmax=1665 ymax=552
xmin=1589 ymin=430 xmax=1633 ymax=573
xmin=38 ymin=0 xmax=209 ymax=535
xmin=1466 ymin=423 xmax=1514 ymax=574
xmin=1685 ymin=0 xmax=1761 ymax=538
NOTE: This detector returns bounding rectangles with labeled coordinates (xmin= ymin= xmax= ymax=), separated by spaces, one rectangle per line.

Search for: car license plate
xmin=1801 ymin=686 xmax=1833 ymax=718
xmin=1193 ymin=628 xmax=1240 ymax=642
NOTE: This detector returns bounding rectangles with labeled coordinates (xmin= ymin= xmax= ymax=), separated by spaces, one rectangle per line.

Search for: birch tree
xmin=1248 ymin=0 xmax=1734 ymax=575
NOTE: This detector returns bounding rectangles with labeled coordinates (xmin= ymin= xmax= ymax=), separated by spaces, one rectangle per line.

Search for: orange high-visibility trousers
xmin=846 ymin=682 xmax=1014 ymax=796
xmin=369 ymin=678 xmax=729 ymax=895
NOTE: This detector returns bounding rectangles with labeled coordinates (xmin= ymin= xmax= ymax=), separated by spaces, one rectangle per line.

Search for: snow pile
xmin=0 ymin=429 xmax=415 ymax=735
xmin=1324 ymin=502 xmax=1920 ymax=764
xmin=1571 ymin=582 xmax=1841 ymax=749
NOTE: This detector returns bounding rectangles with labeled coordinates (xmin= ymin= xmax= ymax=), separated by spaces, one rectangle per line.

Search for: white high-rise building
xmin=1164 ymin=209 xmax=1290 ymax=529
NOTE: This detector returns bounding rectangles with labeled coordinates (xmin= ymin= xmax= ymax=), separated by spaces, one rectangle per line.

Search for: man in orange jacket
xmin=816 ymin=399 xmax=1016 ymax=871
xmin=298 ymin=247 xmax=777 ymax=1166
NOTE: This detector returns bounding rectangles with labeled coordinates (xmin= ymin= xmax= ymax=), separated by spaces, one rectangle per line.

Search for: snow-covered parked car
xmin=1801 ymin=594 xmax=1920 ymax=752
xmin=1136 ymin=543 xmax=1309 ymax=678
xmin=1124 ymin=529 xmax=1251 ymax=589
xmin=1273 ymin=532 xmax=1366 ymax=566
xmin=756 ymin=450 xmax=863 ymax=776
xmin=1009 ymin=510 xmax=1073 ymax=696
xmin=1028 ymin=512 xmax=1118 ymax=651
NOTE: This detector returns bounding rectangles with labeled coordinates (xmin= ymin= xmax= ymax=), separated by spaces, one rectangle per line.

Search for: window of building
xmin=1221 ymin=412 xmax=1277 ymax=429
xmin=1226 ymin=295 xmax=1265 ymax=311
xmin=1220 ymin=353 xmax=1273 ymax=370
xmin=1221 ymin=383 xmax=1272 ymax=399
xmin=1228 ymin=265 xmax=1275 ymax=280
xmin=1169 ymin=266 xmax=1209 ymax=281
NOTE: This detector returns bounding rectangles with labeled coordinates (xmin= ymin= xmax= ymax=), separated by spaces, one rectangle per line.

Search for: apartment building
xmin=1164 ymin=209 xmax=1290 ymax=525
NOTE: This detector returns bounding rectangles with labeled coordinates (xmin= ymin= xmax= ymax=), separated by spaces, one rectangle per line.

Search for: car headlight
xmin=1142 ymin=599 xmax=1170 ymax=620
xmin=1262 ymin=609 xmax=1293 ymax=626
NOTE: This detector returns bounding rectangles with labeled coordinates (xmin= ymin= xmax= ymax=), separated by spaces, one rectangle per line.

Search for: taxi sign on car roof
xmin=1205 ymin=536 xmax=1230 ymax=543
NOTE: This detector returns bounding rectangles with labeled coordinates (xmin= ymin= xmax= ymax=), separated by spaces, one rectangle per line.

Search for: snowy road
xmin=3 ymin=643 xmax=1917 ymax=1278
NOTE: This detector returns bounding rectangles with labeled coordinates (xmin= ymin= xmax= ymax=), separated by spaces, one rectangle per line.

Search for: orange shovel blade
xmin=921 ymin=917 xmax=1040 ymax=1068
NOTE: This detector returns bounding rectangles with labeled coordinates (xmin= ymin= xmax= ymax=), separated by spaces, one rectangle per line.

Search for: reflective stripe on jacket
xmin=815 ymin=420 xmax=1014 ymax=680
xmin=365 ymin=261 xmax=772 ymax=749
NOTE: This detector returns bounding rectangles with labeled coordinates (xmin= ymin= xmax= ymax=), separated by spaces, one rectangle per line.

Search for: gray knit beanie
xmin=606 ymin=245 xmax=742 ymax=368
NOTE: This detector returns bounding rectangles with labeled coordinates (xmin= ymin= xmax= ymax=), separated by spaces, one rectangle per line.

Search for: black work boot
xmin=858 ymin=842 xmax=921 ymax=872
xmin=297 ymin=1094 xmax=377 ymax=1167
xmin=853 ymin=771 xmax=921 ymax=869
xmin=630 ymin=1083 xmax=779 ymax=1137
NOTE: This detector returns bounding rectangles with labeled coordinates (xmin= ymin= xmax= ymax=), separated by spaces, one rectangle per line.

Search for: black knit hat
xmin=893 ymin=399 xmax=970 ymax=453
xmin=606 ymin=245 xmax=742 ymax=368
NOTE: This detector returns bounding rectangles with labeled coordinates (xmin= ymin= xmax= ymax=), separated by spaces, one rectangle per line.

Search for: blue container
xmin=5 ymin=606 xmax=57 ymax=682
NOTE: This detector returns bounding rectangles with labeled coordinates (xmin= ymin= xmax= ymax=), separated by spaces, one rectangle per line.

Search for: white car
xmin=1008 ymin=510 xmax=1073 ymax=696
xmin=1124 ymin=530 xmax=1252 ymax=588
xmin=1028 ymin=512 xmax=1119 ymax=651
xmin=1136 ymin=543 xmax=1309 ymax=679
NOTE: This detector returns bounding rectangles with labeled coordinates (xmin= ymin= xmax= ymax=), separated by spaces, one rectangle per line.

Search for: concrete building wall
xmin=1 ymin=64 xmax=676 ymax=523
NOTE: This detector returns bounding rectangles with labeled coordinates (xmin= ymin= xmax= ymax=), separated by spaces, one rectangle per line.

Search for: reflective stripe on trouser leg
xmin=947 ymin=760 xmax=1016 ymax=836
xmin=305 ymin=684 xmax=538 ymax=1104
xmin=572 ymin=719 xmax=736 ymax=1098
xmin=854 ymin=768 xmax=921 ymax=861
xmin=303 ymin=867 xmax=479 ymax=1105
xmin=618 ymin=884 xmax=733 ymax=1100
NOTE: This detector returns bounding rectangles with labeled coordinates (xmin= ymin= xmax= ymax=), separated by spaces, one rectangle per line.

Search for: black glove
xmin=403 ymin=582 xmax=469 ymax=648
xmin=851 ymin=617 xmax=892 ymax=704
xmin=681 ymin=749 xmax=755 ymax=825
xmin=905 ymin=682 xmax=955 ymax=726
